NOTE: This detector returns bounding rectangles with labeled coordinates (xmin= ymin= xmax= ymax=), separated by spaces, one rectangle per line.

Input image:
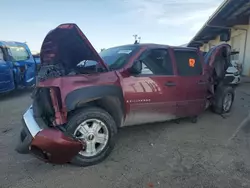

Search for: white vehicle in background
xmin=226 ymin=51 xmax=241 ymax=85
xmin=225 ymin=64 xmax=240 ymax=85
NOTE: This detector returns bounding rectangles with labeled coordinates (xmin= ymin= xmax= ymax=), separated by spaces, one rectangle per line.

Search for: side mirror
xmin=129 ymin=60 xmax=142 ymax=74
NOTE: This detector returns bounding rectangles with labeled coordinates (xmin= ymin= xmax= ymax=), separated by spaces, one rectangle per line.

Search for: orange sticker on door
xmin=189 ymin=58 xmax=195 ymax=67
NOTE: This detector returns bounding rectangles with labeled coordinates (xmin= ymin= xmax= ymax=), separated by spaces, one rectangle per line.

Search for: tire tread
xmin=66 ymin=107 xmax=117 ymax=167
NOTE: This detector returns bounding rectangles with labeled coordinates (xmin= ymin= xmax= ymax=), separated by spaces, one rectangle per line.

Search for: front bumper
xmin=16 ymin=106 xmax=84 ymax=164
xmin=231 ymin=75 xmax=241 ymax=84
xmin=225 ymin=73 xmax=241 ymax=85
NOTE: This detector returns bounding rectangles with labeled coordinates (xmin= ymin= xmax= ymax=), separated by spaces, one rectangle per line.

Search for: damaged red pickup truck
xmin=16 ymin=23 xmax=235 ymax=166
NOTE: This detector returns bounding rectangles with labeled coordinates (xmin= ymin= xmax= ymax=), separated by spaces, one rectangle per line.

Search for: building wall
xmin=200 ymin=24 xmax=250 ymax=76
xmin=244 ymin=25 xmax=250 ymax=76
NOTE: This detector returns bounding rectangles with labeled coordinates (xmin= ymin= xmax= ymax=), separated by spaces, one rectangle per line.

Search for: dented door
xmin=123 ymin=48 xmax=179 ymax=126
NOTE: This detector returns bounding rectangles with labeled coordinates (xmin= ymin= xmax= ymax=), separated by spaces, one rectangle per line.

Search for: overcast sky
xmin=1 ymin=0 xmax=224 ymax=52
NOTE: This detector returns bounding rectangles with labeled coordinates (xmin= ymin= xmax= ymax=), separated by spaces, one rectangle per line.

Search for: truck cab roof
xmin=111 ymin=43 xmax=198 ymax=51
xmin=0 ymin=41 xmax=28 ymax=47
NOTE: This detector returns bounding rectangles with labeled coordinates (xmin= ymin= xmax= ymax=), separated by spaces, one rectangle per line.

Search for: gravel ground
xmin=0 ymin=84 xmax=250 ymax=188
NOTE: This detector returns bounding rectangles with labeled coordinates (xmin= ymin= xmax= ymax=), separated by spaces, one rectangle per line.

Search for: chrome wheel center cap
xmin=88 ymin=134 xmax=95 ymax=141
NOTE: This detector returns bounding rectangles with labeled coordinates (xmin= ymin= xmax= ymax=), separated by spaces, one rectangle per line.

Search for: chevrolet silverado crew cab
xmin=16 ymin=23 xmax=235 ymax=166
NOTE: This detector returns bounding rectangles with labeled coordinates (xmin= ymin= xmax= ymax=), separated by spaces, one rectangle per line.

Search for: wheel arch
xmin=65 ymin=85 xmax=125 ymax=127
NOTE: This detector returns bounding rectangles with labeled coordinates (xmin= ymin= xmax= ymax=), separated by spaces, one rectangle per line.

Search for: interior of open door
xmin=205 ymin=44 xmax=231 ymax=78
xmin=204 ymin=43 xmax=232 ymax=94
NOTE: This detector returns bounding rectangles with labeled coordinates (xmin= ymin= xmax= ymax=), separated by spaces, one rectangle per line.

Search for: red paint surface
xmin=33 ymin=24 xmax=229 ymax=164
xmin=37 ymin=43 xmax=224 ymax=125
xmin=31 ymin=129 xmax=83 ymax=164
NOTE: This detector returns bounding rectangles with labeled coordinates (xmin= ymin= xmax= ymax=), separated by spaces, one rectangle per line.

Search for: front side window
xmin=139 ymin=49 xmax=173 ymax=75
xmin=8 ymin=46 xmax=29 ymax=61
xmin=174 ymin=50 xmax=202 ymax=76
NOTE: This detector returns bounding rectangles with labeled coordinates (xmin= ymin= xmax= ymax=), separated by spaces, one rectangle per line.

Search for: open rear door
xmin=204 ymin=44 xmax=232 ymax=94
xmin=204 ymin=43 xmax=231 ymax=80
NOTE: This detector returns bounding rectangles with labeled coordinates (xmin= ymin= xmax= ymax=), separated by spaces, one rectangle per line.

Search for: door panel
xmin=0 ymin=48 xmax=15 ymax=92
xmin=122 ymin=48 xmax=181 ymax=126
xmin=177 ymin=75 xmax=207 ymax=116
xmin=17 ymin=59 xmax=36 ymax=86
xmin=22 ymin=45 xmax=36 ymax=86
xmin=173 ymin=49 xmax=207 ymax=116
xmin=123 ymin=76 xmax=178 ymax=126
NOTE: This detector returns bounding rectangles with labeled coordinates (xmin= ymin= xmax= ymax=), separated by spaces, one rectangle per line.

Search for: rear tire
xmin=66 ymin=107 xmax=117 ymax=167
xmin=212 ymin=85 xmax=235 ymax=114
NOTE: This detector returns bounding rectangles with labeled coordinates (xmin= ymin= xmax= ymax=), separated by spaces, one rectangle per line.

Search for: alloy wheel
xmin=223 ymin=93 xmax=233 ymax=112
xmin=74 ymin=119 xmax=109 ymax=157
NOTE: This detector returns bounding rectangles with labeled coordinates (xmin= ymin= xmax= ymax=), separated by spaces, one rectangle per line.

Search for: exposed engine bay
xmin=37 ymin=64 xmax=65 ymax=82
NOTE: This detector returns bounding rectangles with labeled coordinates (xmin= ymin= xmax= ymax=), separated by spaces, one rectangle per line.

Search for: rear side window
xmin=174 ymin=50 xmax=202 ymax=76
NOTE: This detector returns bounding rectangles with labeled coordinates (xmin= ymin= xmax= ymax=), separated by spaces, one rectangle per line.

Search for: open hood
xmin=204 ymin=43 xmax=231 ymax=80
xmin=40 ymin=23 xmax=108 ymax=71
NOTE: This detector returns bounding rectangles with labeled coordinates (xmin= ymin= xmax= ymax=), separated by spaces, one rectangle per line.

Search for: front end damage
xmin=16 ymin=106 xmax=84 ymax=164
xmin=15 ymin=23 xmax=107 ymax=164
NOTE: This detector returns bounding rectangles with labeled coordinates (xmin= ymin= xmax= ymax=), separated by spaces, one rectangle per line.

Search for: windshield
xmin=77 ymin=46 xmax=137 ymax=71
xmin=8 ymin=46 xmax=29 ymax=61
xmin=99 ymin=46 xmax=137 ymax=70
xmin=78 ymin=46 xmax=137 ymax=70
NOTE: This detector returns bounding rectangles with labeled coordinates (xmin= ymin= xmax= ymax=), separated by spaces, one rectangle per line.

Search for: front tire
xmin=66 ymin=107 xmax=117 ymax=167
xmin=212 ymin=85 xmax=235 ymax=114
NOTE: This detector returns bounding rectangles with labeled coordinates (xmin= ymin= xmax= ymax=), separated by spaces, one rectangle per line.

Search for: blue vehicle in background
xmin=32 ymin=53 xmax=41 ymax=70
xmin=0 ymin=41 xmax=37 ymax=93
